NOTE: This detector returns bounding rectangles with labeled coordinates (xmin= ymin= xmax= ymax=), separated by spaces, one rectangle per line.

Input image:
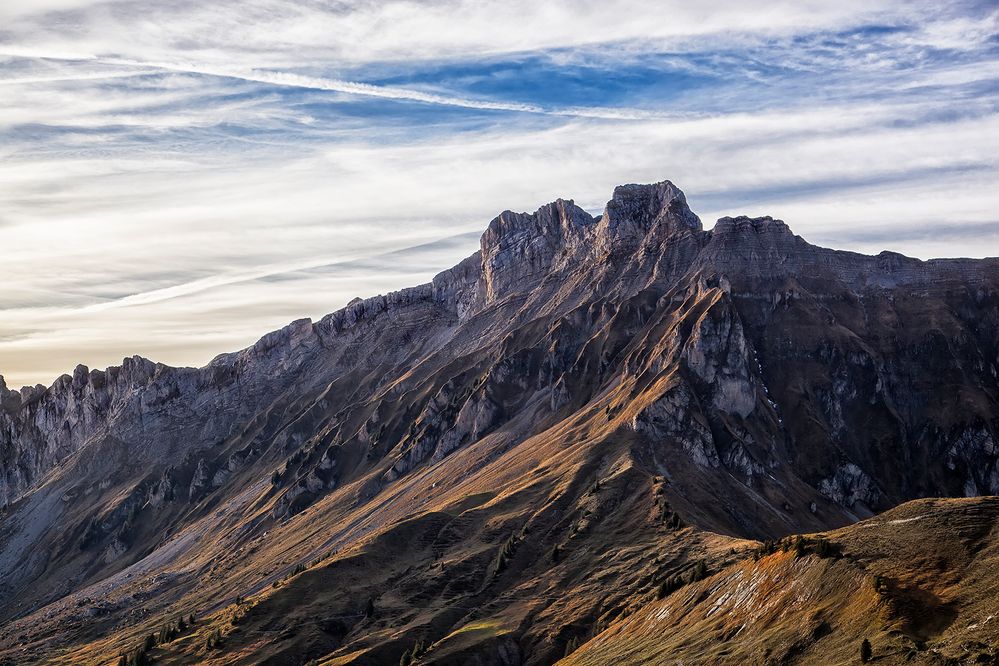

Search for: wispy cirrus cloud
xmin=0 ymin=0 xmax=998 ymax=387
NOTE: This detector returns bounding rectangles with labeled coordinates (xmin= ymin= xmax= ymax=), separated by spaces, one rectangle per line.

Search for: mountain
xmin=0 ymin=180 xmax=997 ymax=665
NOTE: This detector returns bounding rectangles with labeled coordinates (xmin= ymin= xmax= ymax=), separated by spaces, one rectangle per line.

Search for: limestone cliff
xmin=0 ymin=180 xmax=997 ymax=665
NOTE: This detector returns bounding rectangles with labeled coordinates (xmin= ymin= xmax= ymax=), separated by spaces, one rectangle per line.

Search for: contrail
xmin=2 ymin=50 xmax=673 ymax=120
xmin=0 ymin=70 xmax=158 ymax=85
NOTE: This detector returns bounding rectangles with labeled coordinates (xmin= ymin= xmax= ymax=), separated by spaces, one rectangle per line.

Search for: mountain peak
xmin=2 ymin=178 xmax=999 ymax=666
xmin=479 ymin=198 xmax=595 ymax=302
xmin=478 ymin=180 xmax=700 ymax=264
xmin=607 ymin=179 xmax=701 ymax=229
xmin=481 ymin=197 xmax=594 ymax=248
xmin=0 ymin=376 xmax=16 ymax=415
xmin=595 ymin=179 xmax=702 ymax=255
xmin=713 ymin=214 xmax=791 ymax=234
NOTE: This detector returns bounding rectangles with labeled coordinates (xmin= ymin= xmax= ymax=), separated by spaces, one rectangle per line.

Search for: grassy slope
xmin=561 ymin=497 xmax=999 ymax=666
xmin=53 ymin=411 xmax=732 ymax=665
xmin=20 ymin=366 xmax=999 ymax=665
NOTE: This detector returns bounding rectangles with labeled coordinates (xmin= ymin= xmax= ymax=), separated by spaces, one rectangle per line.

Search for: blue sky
xmin=1 ymin=0 xmax=998 ymax=387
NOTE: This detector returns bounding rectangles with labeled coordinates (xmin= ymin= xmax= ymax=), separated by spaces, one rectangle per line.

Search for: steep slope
xmin=562 ymin=496 xmax=999 ymax=666
xmin=0 ymin=180 xmax=997 ymax=665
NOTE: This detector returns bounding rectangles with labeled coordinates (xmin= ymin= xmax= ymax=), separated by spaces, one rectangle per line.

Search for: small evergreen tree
xmin=860 ymin=638 xmax=872 ymax=662
xmin=755 ymin=539 xmax=778 ymax=558
xmin=159 ymin=621 xmax=179 ymax=643
xmin=206 ymin=627 xmax=223 ymax=649
xmin=687 ymin=559 xmax=708 ymax=583
xmin=551 ymin=544 xmax=561 ymax=563
xmin=493 ymin=534 xmax=519 ymax=575
xmin=657 ymin=575 xmax=683 ymax=599
xmin=664 ymin=510 xmax=684 ymax=530
xmin=142 ymin=634 xmax=156 ymax=651
xmin=364 ymin=596 xmax=376 ymax=618
xmin=400 ymin=648 xmax=412 ymax=666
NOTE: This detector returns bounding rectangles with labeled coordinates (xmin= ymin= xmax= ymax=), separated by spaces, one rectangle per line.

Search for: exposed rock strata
xmin=0 ymin=180 xmax=997 ymax=665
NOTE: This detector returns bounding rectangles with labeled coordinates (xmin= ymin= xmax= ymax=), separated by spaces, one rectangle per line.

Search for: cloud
xmin=1 ymin=52 xmax=710 ymax=120
xmin=0 ymin=1 xmax=916 ymax=64
xmin=0 ymin=0 xmax=997 ymax=387
xmin=822 ymin=219 xmax=999 ymax=244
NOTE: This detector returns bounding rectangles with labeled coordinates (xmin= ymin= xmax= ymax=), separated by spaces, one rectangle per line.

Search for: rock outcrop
xmin=0 ymin=179 xmax=997 ymax=665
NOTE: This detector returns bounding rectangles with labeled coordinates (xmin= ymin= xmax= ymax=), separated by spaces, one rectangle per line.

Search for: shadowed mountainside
xmin=0 ymin=180 xmax=997 ymax=665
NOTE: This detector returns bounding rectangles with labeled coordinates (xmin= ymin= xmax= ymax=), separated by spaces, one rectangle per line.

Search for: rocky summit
xmin=1 ymin=180 xmax=998 ymax=665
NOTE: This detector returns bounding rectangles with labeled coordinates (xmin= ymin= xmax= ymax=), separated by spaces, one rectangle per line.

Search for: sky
xmin=1 ymin=1 xmax=998 ymax=388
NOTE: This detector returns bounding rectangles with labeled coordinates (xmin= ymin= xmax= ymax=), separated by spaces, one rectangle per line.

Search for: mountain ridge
xmin=2 ymin=178 xmax=993 ymax=396
xmin=1 ymin=179 xmax=998 ymax=665
xmin=4 ymin=180 xmax=996 ymax=508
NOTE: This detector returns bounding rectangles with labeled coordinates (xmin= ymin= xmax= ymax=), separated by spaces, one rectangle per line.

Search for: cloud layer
xmin=1 ymin=1 xmax=998 ymax=387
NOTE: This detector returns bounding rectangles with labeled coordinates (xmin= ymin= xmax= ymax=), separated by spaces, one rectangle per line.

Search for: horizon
xmin=3 ymin=182 xmax=996 ymax=392
xmin=2 ymin=0 xmax=998 ymax=387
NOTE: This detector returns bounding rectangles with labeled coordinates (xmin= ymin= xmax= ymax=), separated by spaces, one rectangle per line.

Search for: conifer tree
xmin=860 ymin=638 xmax=872 ymax=663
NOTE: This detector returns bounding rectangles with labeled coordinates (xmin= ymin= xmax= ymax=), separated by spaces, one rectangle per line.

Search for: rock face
xmin=1 ymin=357 xmax=162 ymax=504
xmin=0 ymin=180 xmax=997 ymax=665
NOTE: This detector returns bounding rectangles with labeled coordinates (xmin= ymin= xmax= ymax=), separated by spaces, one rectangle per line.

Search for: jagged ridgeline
xmin=1 ymin=181 xmax=998 ymax=665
